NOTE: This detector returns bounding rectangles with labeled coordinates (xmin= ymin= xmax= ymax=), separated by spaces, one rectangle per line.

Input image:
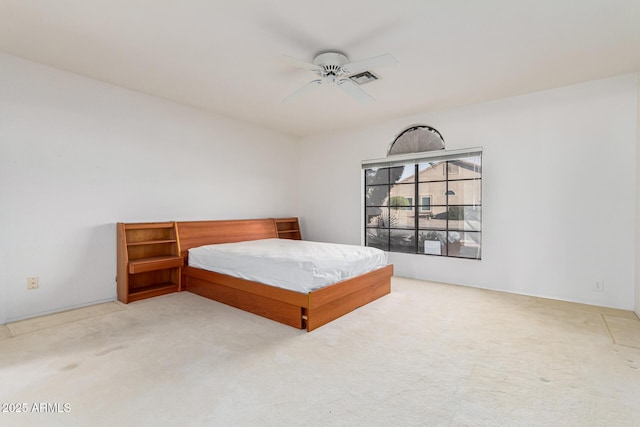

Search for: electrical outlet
xmin=27 ymin=276 xmax=39 ymax=290
xmin=594 ymin=280 xmax=604 ymax=292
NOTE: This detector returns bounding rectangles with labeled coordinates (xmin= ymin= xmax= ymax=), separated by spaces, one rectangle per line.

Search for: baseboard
xmin=4 ymin=297 xmax=118 ymax=324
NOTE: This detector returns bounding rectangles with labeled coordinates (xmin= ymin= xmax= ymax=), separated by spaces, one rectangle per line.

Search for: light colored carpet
xmin=1 ymin=277 xmax=639 ymax=426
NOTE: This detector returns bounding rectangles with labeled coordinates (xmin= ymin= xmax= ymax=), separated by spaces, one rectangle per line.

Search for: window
xmin=420 ymin=196 xmax=432 ymax=212
xmin=363 ymin=148 xmax=482 ymax=259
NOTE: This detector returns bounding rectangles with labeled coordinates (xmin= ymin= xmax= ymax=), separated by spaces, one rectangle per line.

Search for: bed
xmin=176 ymin=218 xmax=393 ymax=331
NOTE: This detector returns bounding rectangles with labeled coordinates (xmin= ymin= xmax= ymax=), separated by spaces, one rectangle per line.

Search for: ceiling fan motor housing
xmin=313 ymin=52 xmax=349 ymax=67
xmin=313 ymin=52 xmax=349 ymax=83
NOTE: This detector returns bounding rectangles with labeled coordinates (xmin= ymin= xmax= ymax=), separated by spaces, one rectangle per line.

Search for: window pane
xmin=365 ymin=168 xmax=389 ymax=185
xmin=451 ymin=156 xmax=482 ymax=179
xmin=390 ymin=230 xmax=416 ymax=253
xmin=417 ymin=162 xmax=447 ymax=182
xmin=389 ymin=184 xmax=414 ymax=207
xmin=365 ymin=167 xmax=406 ymax=186
xmin=418 ymin=206 xmax=448 ymax=229
xmin=365 ymin=185 xmax=389 ymax=206
xmin=395 ymin=164 xmax=417 ymax=183
xmin=366 ymin=207 xmax=414 ymax=229
xmin=447 ymin=179 xmax=481 ymax=205
xmin=392 ymin=207 xmax=415 ymax=229
xmin=447 ymin=206 xmax=482 ymax=231
xmin=365 ymin=207 xmax=389 ymax=228
xmin=447 ymin=231 xmax=481 ymax=259
xmin=418 ymin=230 xmax=446 ymax=255
xmin=447 ymin=162 xmax=459 ymax=175
xmin=418 ymin=182 xmax=447 ymax=206
xmin=389 ymin=166 xmax=409 ymax=184
xmin=366 ymin=229 xmax=388 ymax=251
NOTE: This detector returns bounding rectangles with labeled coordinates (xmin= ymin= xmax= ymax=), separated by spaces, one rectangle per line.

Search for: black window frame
xmin=362 ymin=149 xmax=482 ymax=260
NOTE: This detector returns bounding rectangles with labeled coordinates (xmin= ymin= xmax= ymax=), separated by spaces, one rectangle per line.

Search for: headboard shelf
xmin=117 ymin=221 xmax=182 ymax=303
xmin=274 ymin=217 xmax=301 ymax=240
xmin=117 ymin=217 xmax=301 ymax=303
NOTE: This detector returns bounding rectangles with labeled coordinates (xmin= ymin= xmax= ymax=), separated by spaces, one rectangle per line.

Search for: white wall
xmin=299 ymin=74 xmax=638 ymax=310
xmin=0 ymin=53 xmax=299 ymax=323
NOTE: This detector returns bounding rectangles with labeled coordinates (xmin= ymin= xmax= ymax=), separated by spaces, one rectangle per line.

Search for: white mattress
xmin=188 ymin=238 xmax=389 ymax=293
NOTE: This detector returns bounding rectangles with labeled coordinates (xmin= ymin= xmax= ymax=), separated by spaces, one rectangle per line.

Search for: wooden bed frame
xmin=176 ymin=218 xmax=393 ymax=332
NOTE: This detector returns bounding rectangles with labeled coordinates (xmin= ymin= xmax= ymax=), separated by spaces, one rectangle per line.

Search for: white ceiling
xmin=1 ymin=0 xmax=639 ymax=137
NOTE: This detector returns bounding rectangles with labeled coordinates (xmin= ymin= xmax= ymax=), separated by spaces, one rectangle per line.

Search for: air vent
xmin=348 ymin=71 xmax=379 ymax=85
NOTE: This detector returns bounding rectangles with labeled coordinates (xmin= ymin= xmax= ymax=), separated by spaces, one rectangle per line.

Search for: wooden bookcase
xmin=274 ymin=217 xmax=301 ymax=240
xmin=117 ymin=222 xmax=183 ymax=303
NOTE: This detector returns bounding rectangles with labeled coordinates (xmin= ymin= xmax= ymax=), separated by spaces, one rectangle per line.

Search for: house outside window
xmin=362 ymin=148 xmax=482 ymax=259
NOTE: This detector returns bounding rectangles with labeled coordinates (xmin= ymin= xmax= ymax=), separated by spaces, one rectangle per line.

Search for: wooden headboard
xmin=176 ymin=218 xmax=279 ymax=258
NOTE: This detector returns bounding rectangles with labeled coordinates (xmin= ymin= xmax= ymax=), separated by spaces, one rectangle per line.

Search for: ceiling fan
xmin=282 ymin=51 xmax=397 ymax=104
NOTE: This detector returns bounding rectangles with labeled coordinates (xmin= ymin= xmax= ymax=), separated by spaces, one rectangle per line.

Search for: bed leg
xmin=301 ymin=308 xmax=308 ymax=330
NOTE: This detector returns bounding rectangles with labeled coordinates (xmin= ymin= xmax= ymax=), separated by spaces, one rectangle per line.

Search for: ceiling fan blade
xmin=337 ymin=79 xmax=374 ymax=104
xmin=281 ymin=55 xmax=321 ymax=71
xmin=283 ymin=79 xmax=322 ymax=103
xmin=342 ymin=54 xmax=398 ymax=75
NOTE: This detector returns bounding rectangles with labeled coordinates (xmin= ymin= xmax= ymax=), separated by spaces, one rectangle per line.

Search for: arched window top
xmin=387 ymin=125 xmax=445 ymax=156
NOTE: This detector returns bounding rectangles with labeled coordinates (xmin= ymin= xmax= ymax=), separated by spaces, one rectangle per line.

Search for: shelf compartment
xmin=128 ymin=256 xmax=183 ymax=274
xmin=127 ymin=239 xmax=177 ymax=246
xmin=127 ymin=282 xmax=179 ymax=302
xmin=125 ymin=227 xmax=175 ymax=243
xmin=274 ymin=218 xmax=301 ymax=240
xmin=124 ymin=222 xmax=174 ymax=230
xmin=127 ymin=242 xmax=178 ymax=260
